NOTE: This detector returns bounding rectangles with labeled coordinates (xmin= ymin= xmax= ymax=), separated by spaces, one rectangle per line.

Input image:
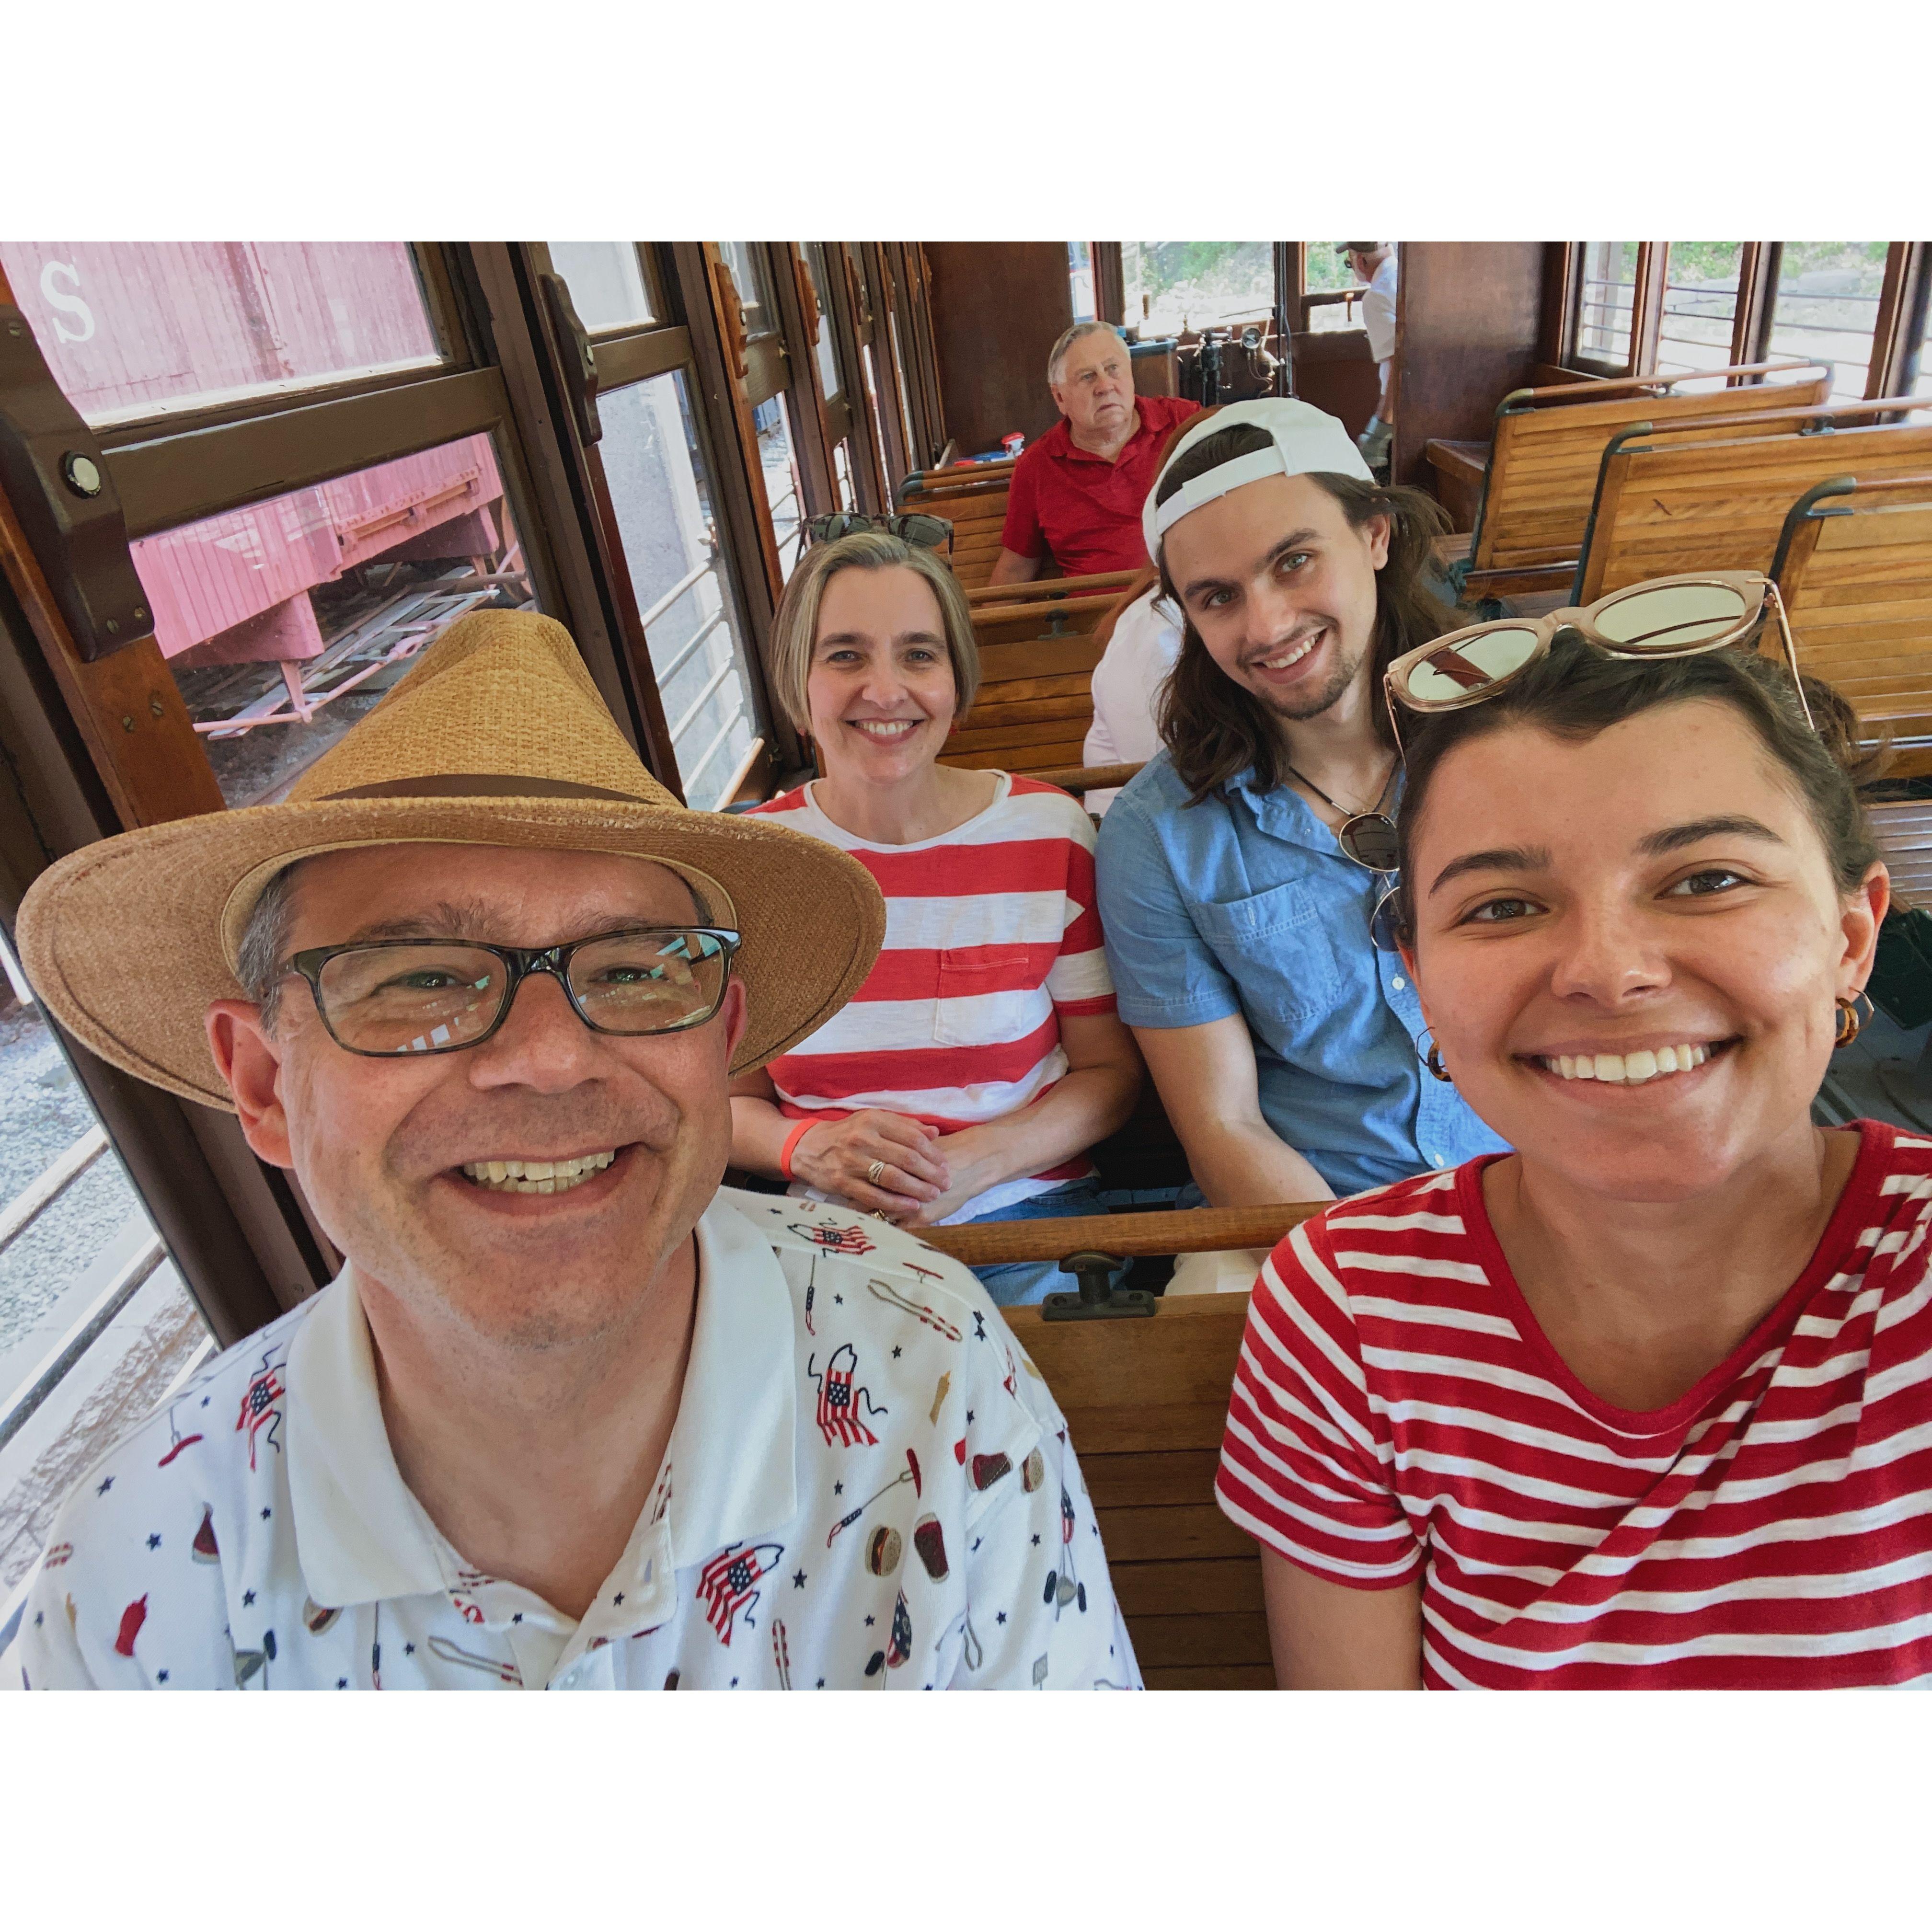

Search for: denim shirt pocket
xmin=934 ymin=945 xmax=1036 ymax=1046
xmin=1190 ymin=880 xmax=1344 ymax=1027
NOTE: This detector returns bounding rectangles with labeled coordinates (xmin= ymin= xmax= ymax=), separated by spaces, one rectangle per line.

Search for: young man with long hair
xmin=1094 ymin=399 xmax=1506 ymax=1208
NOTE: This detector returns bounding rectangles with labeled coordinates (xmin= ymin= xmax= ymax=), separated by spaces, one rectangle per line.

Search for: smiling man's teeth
xmin=459 ymin=1151 xmax=616 ymax=1194
xmin=1541 ymin=1044 xmax=1713 ymax=1085
xmin=1255 ymin=631 xmax=1322 ymax=673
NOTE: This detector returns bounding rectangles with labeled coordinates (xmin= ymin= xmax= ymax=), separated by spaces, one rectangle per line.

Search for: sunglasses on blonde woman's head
xmin=804 ymin=512 xmax=954 ymax=554
xmin=1381 ymin=571 xmax=1814 ymax=758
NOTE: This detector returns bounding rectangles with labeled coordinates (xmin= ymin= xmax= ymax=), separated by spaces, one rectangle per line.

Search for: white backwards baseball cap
xmin=1142 ymin=398 xmax=1373 ymax=562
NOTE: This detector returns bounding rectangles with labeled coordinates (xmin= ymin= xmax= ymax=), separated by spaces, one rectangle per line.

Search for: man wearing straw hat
xmin=4 ymin=611 xmax=1137 ymax=1690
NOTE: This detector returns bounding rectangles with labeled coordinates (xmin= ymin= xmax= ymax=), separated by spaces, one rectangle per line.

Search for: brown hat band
xmin=320 ymin=774 xmax=652 ymax=804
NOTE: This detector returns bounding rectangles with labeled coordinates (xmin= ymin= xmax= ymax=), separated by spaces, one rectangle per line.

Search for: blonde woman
xmin=729 ymin=531 xmax=1142 ymax=1304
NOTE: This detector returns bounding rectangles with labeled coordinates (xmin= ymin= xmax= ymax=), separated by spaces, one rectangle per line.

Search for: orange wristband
xmin=779 ymin=1119 xmax=816 ymax=1181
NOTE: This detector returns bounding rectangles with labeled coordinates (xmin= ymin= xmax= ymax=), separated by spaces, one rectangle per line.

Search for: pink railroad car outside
xmin=2 ymin=242 xmax=505 ymax=662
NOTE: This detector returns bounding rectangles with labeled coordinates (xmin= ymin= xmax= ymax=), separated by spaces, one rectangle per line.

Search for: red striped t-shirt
xmin=1217 ymin=1120 xmax=1932 ymax=1688
xmin=748 ymin=773 xmax=1116 ymax=1222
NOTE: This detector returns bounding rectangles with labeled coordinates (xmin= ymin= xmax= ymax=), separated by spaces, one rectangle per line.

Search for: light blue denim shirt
xmin=1095 ymin=750 xmax=1508 ymax=1198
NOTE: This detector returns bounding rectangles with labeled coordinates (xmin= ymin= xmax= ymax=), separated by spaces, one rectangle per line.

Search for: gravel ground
xmin=0 ymin=1002 xmax=147 ymax=1360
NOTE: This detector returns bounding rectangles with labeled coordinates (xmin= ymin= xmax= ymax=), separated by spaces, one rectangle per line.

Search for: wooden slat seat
xmin=1772 ymin=475 xmax=1932 ymax=779
xmin=1870 ymin=799 xmax=1932 ymax=910
xmin=941 ymin=622 xmax=1105 ymax=777
xmin=1449 ymin=360 xmax=1830 ymax=601
xmin=900 ymin=465 xmax=1015 ymax=589
xmin=1577 ymin=397 xmax=1932 ymax=603
xmin=920 ymin=1200 xmax=1326 ymax=1688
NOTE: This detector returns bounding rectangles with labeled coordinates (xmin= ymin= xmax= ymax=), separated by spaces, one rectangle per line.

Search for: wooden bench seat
xmin=1447 ymin=361 xmax=1830 ymax=602
xmin=900 ymin=466 xmax=1014 ymax=589
xmin=1773 ymin=475 xmax=1932 ymax=779
xmin=1869 ymin=799 xmax=1932 ymax=910
xmin=921 ymin=1200 xmax=1327 ymax=1689
xmin=1577 ymin=397 xmax=1932 ymax=603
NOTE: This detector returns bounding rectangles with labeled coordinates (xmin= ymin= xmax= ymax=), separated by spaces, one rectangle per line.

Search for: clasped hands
xmin=788 ymin=1109 xmax=992 ymax=1226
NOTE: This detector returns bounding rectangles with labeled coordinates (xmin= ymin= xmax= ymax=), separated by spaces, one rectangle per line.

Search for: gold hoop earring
xmin=1416 ymin=1030 xmax=1452 ymax=1082
xmin=1835 ymin=992 xmax=1873 ymax=1049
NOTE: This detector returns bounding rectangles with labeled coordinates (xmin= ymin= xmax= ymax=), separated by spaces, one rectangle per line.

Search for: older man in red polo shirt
xmin=988 ymin=322 xmax=1198 ymax=585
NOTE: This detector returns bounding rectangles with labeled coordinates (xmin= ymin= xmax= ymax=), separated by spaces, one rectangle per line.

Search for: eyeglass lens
xmin=314 ymin=931 xmax=731 ymax=1055
xmin=1590 ymin=581 xmax=1749 ymax=652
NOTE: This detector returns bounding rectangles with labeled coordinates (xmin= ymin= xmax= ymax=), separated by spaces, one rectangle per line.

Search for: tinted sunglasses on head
xmin=1382 ymin=571 xmax=1814 ymax=751
xmin=803 ymin=512 xmax=954 ymax=555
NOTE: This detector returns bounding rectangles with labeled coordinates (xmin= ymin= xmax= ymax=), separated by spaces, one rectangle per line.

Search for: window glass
xmin=0 ymin=933 xmax=212 ymax=1650
xmin=861 ymin=342 xmax=896 ymax=491
xmin=546 ymin=242 xmax=655 ymax=334
xmin=834 ymin=440 xmax=856 ymax=513
xmin=136 ymin=433 xmax=534 ymax=807
xmin=1914 ymin=295 xmax=1932 ymax=412
xmin=755 ymin=392 xmax=806 ymax=580
xmin=1068 ymin=243 xmax=1095 ymax=323
xmin=803 ymin=245 xmax=842 ymax=403
xmin=1576 ymin=242 xmax=1639 ymax=367
xmin=887 ymin=310 xmax=919 ymax=468
xmin=0 ymin=242 xmax=440 ymax=427
xmin=1656 ymin=242 xmax=1744 ymax=377
xmin=1123 ymin=242 xmax=1274 ymax=335
xmin=717 ymin=243 xmax=776 ymax=338
xmin=1768 ymin=241 xmax=1888 ymax=402
xmin=597 ymin=373 xmax=763 ymax=809
xmin=1306 ymin=243 xmax=1367 ymax=334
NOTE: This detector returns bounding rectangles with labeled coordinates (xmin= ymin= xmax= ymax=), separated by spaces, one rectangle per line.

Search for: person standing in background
xmin=1340 ymin=245 xmax=1398 ymax=478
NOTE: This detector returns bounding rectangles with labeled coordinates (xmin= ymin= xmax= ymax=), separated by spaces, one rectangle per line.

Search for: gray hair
xmin=1047 ymin=320 xmax=1126 ymax=388
xmin=235 ymin=863 xmax=300 ymax=1029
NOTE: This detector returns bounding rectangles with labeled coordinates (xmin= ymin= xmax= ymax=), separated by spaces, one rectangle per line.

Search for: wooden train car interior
xmin=6 ymin=224 xmax=1932 ymax=1699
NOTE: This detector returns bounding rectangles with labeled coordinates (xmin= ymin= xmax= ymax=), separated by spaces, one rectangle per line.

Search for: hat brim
xmin=17 ymin=795 xmax=886 ymax=1109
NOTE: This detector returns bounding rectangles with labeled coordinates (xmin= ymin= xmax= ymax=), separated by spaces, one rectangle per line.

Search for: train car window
xmin=802 ymin=243 xmax=843 ymax=405
xmin=1123 ymin=242 xmax=1276 ymax=336
xmin=0 ymin=242 xmax=442 ymax=428
xmin=1069 ymin=242 xmax=1096 ymax=322
xmin=833 ymin=439 xmax=856 ymax=513
xmin=544 ymin=242 xmax=658 ymax=334
xmin=0 ymin=929 xmax=212 ymax=1653
xmin=1766 ymin=241 xmax=1887 ymax=401
xmin=1656 ymin=242 xmax=1746 ymax=377
xmin=717 ymin=242 xmax=778 ymax=341
xmin=595 ymin=373 xmax=765 ymax=808
xmin=139 ymin=433 xmax=535 ymax=806
xmin=756 ymin=393 xmax=807 ymax=578
xmin=1575 ymin=241 xmax=1641 ymax=370
xmin=1301 ymin=243 xmax=1364 ymax=333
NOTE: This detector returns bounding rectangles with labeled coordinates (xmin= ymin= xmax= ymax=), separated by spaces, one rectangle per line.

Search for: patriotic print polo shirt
xmin=5 ymin=1189 xmax=1140 ymax=1690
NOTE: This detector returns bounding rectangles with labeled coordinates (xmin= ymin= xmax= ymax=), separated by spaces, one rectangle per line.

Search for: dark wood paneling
xmin=1392 ymin=242 xmax=1550 ymax=489
xmin=924 ymin=242 xmax=1073 ymax=455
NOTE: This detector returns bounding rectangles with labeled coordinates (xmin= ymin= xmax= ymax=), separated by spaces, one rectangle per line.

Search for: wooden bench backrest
xmin=1773 ymin=475 xmax=1932 ymax=775
xmin=930 ymin=487 xmax=1011 ymax=589
xmin=966 ymin=570 xmax=1138 ymax=650
xmin=1869 ymin=798 xmax=1932 ymax=910
xmin=1469 ymin=361 xmax=1831 ymax=590
xmin=921 ymin=1202 xmax=1324 ymax=1690
xmin=1577 ymin=398 xmax=1932 ymax=602
xmin=1010 ymin=1297 xmax=1263 ymax=1687
xmin=940 ymin=631 xmax=1104 ymax=775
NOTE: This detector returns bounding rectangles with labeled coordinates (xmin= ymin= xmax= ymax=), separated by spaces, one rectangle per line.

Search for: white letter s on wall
xmin=39 ymin=261 xmax=96 ymax=345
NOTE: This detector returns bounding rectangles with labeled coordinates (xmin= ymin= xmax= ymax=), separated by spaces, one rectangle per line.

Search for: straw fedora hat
xmin=15 ymin=609 xmax=886 ymax=1108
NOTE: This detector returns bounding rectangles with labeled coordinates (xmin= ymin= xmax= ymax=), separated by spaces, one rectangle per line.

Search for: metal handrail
xmin=0 ymin=1126 xmax=109 ymax=1259
xmin=654 ymin=609 xmax=727 ymax=690
xmin=635 ymin=553 xmax=718 ymax=634
xmin=0 ymin=1234 xmax=167 ymax=1455
xmin=668 ymin=656 xmax=738 ymax=746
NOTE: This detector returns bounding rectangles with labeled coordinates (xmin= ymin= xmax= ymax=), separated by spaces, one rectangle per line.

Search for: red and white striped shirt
xmin=1217 ymin=1121 xmax=1932 ymax=1688
xmin=748 ymin=774 xmax=1116 ymax=1223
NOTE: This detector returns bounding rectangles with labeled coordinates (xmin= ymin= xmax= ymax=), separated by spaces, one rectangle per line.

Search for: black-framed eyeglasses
xmin=285 ymin=927 xmax=742 ymax=1058
xmin=803 ymin=512 xmax=954 ymax=554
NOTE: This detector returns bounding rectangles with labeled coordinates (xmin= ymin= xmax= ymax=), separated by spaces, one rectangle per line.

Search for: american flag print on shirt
xmin=748 ymin=774 xmax=1116 ymax=1224
xmin=1216 ymin=1121 xmax=1932 ymax=1689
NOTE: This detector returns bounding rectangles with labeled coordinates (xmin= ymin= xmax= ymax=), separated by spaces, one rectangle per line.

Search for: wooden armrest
xmin=918 ymin=1201 xmax=1322 ymax=1267
xmin=1424 ymin=439 xmax=1489 ymax=484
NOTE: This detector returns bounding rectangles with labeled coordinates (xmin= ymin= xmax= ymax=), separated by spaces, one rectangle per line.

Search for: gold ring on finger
xmin=866 ymin=1159 xmax=887 ymax=1186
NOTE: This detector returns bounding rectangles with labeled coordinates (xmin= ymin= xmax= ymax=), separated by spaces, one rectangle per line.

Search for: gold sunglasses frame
xmin=1380 ymin=569 xmax=1814 ymax=758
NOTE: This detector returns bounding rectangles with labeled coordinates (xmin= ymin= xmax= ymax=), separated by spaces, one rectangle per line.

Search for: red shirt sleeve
xmin=1215 ymin=1217 xmax=1423 ymax=1588
xmin=999 ymin=449 xmax=1047 ymax=559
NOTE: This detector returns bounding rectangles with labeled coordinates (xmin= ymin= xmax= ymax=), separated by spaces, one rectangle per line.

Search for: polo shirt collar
xmin=284 ymin=1194 xmax=798 ymax=1615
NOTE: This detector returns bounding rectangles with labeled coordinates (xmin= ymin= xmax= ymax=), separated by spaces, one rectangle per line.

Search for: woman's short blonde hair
xmin=766 ymin=530 xmax=979 ymax=736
